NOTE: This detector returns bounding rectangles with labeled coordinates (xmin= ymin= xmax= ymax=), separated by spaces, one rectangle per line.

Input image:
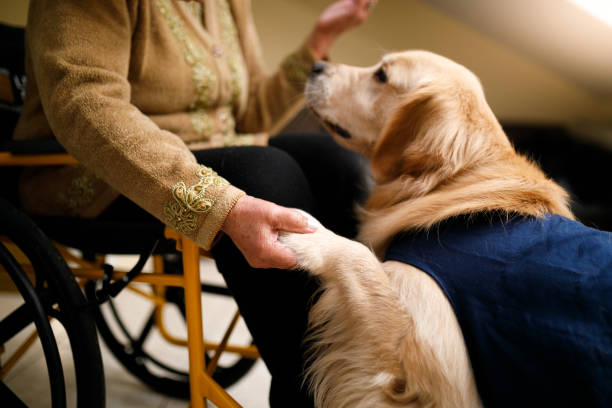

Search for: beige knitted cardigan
xmin=13 ymin=0 xmax=315 ymax=250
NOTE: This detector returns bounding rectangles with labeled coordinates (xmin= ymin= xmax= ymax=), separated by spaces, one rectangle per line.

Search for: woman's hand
xmin=307 ymin=0 xmax=377 ymax=60
xmin=221 ymin=195 xmax=317 ymax=269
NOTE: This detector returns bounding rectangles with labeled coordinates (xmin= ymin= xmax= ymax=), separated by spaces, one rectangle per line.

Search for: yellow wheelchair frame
xmin=0 ymin=150 xmax=259 ymax=408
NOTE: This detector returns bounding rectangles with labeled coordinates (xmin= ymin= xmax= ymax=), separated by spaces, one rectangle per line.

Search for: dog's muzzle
xmin=307 ymin=61 xmax=352 ymax=139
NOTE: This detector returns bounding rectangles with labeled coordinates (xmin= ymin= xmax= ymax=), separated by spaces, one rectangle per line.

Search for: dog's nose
xmin=311 ymin=61 xmax=326 ymax=77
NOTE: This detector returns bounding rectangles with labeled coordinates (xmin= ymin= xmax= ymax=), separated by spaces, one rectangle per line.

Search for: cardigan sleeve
xmin=26 ymin=0 xmax=245 ymax=249
xmin=231 ymin=0 xmax=317 ymax=134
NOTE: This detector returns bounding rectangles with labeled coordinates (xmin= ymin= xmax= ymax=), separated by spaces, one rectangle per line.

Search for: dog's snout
xmin=311 ymin=61 xmax=326 ymax=77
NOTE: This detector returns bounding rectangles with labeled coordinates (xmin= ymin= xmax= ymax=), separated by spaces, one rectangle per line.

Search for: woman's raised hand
xmin=307 ymin=0 xmax=377 ymax=59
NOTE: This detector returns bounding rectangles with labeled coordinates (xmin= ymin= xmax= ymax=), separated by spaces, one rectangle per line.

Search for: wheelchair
xmin=0 ymin=22 xmax=259 ymax=408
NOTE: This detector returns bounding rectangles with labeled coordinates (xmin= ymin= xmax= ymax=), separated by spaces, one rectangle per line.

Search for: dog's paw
xmin=280 ymin=211 xmax=374 ymax=277
xmin=278 ymin=212 xmax=337 ymax=274
xmin=279 ymin=229 xmax=329 ymax=274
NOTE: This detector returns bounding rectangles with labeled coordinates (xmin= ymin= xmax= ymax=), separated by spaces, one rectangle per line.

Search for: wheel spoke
xmin=132 ymin=309 xmax=156 ymax=351
xmin=141 ymin=354 xmax=189 ymax=378
xmin=107 ymin=298 xmax=134 ymax=342
xmin=0 ymin=303 xmax=35 ymax=345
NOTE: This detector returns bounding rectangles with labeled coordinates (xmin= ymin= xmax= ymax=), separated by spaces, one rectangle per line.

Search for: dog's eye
xmin=374 ymin=67 xmax=387 ymax=84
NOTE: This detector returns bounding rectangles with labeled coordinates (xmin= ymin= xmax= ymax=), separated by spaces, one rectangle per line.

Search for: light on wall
xmin=568 ymin=0 xmax=612 ymax=26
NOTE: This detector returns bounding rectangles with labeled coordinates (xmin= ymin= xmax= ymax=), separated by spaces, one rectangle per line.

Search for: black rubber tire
xmin=0 ymin=198 xmax=105 ymax=408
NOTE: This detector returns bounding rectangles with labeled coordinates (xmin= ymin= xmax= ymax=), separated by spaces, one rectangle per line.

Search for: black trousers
xmin=101 ymin=133 xmax=368 ymax=406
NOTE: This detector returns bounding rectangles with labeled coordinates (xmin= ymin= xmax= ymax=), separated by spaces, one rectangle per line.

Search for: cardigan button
xmin=212 ymin=46 xmax=224 ymax=58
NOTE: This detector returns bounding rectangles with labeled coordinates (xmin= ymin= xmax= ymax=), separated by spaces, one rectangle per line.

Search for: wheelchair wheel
xmin=85 ymin=258 xmax=256 ymax=400
xmin=0 ymin=198 xmax=105 ymax=408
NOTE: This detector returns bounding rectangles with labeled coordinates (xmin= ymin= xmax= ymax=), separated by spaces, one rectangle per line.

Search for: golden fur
xmin=280 ymin=50 xmax=573 ymax=407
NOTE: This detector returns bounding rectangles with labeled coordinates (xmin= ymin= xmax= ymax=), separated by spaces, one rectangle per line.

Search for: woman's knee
xmin=194 ymin=145 xmax=315 ymax=211
xmin=271 ymin=133 xmax=369 ymax=201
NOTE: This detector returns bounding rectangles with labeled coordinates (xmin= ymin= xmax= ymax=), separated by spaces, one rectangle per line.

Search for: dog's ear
xmin=371 ymin=87 xmax=447 ymax=183
xmin=370 ymin=84 xmax=487 ymax=194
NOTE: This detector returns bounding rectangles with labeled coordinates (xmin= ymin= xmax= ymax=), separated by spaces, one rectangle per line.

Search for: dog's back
xmin=385 ymin=213 xmax=612 ymax=407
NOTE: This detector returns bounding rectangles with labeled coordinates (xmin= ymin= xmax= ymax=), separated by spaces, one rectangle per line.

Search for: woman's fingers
xmin=221 ymin=196 xmax=317 ymax=269
xmin=273 ymin=206 xmax=318 ymax=234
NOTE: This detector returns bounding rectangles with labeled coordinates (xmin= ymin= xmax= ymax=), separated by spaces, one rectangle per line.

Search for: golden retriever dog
xmin=279 ymin=50 xmax=584 ymax=407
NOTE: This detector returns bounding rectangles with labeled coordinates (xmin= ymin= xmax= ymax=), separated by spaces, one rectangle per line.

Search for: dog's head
xmin=306 ymin=50 xmax=510 ymax=189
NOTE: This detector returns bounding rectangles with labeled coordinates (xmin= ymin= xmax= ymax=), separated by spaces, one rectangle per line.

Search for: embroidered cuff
xmin=163 ymin=165 xmax=245 ymax=250
xmin=196 ymin=184 xmax=245 ymax=250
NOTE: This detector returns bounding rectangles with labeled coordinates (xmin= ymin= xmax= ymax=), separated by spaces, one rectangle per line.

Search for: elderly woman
xmin=13 ymin=0 xmax=375 ymax=404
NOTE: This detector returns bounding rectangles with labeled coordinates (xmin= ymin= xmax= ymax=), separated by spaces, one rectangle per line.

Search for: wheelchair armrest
xmin=0 ymin=139 xmax=78 ymax=166
xmin=0 ymin=138 xmax=66 ymax=154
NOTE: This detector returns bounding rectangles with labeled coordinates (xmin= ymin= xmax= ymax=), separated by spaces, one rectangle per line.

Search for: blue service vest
xmin=384 ymin=214 xmax=612 ymax=407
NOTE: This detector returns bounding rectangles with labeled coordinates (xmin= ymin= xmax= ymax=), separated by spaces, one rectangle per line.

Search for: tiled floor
xmin=1 ymin=255 xmax=271 ymax=407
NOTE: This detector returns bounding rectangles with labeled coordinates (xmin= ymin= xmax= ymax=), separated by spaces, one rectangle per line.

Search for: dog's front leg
xmin=280 ymin=215 xmax=398 ymax=323
xmin=281 ymin=220 xmax=480 ymax=408
xmin=280 ymin=216 xmax=417 ymax=407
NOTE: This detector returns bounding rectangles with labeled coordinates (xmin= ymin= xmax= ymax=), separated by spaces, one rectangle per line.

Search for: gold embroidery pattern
xmin=189 ymin=109 xmax=214 ymax=137
xmin=157 ymin=0 xmax=250 ymax=146
xmin=185 ymin=1 xmax=203 ymax=20
xmin=55 ymin=175 xmax=96 ymax=215
xmin=157 ymin=0 xmax=217 ymax=110
xmin=189 ymin=105 xmax=236 ymax=143
xmin=225 ymin=133 xmax=256 ymax=146
xmin=189 ymin=106 xmax=256 ymax=146
xmin=281 ymin=48 xmax=315 ymax=90
xmin=163 ymin=166 xmax=229 ymax=234
xmin=215 ymin=0 xmax=246 ymax=106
